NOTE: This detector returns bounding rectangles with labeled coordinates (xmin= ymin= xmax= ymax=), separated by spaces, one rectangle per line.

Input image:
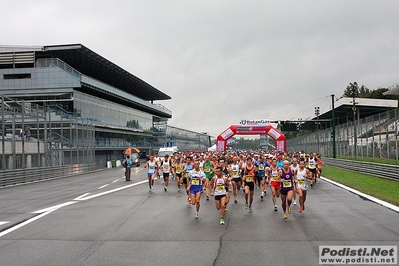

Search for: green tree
xmin=236 ymin=138 xmax=260 ymax=150
xmin=342 ymin=83 xmax=399 ymax=100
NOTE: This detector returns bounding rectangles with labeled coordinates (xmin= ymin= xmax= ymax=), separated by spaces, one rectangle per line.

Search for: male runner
xmin=187 ymin=160 xmax=206 ymax=219
xmin=230 ymin=156 xmax=242 ymax=203
xmin=172 ymin=155 xmax=183 ymax=192
xmin=203 ymin=155 xmax=214 ymax=200
xmin=254 ymin=155 xmax=269 ymax=200
xmin=266 ymin=158 xmax=281 ymax=211
xmin=296 ymin=159 xmax=313 ymax=213
xmin=144 ymin=155 xmax=157 ymax=191
xmin=182 ymin=156 xmax=193 ymax=204
xmin=290 ymin=158 xmax=299 ymax=205
xmin=159 ymin=154 xmax=172 ymax=191
xmin=280 ymin=160 xmax=295 ymax=219
xmin=307 ymin=153 xmax=317 ymax=187
xmin=243 ymin=157 xmax=256 ymax=213
xmin=219 ymin=157 xmax=232 ymax=211
xmin=210 ymin=166 xmax=231 ymax=225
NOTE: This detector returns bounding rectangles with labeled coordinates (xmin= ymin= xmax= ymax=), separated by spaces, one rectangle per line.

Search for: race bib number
xmin=283 ymin=181 xmax=292 ymax=188
xmin=216 ymin=185 xmax=224 ymax=191
xmin=271 ymin=177 xmax=276 ymax=181
xmin=232 ymin=171 xmax=239 ymax=176
xmin=309 ymin=163 xmax=315 ymax=168
xmin=298 ymin=180 xmax=305 ymax=185
xmin=192 ymin=179 xmax=200 ymax=185
xmin=258 ymin=165 xmax=264 ymax=170
xmin=204 ymin=167 xmax=211 ymax=173
xmin=164 ymin=166 xmax=169 ymax=171
xmin=246 ymin=176 xmax=253 ymax=182
xmin=183 ymin=172 xmax=189 ymax=178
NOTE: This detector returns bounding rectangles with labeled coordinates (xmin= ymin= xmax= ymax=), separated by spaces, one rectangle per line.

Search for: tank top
xmin=290 ymin=164 xmax=299 ymax=174
xmin=296 ymin=168 xmax=309 ymax=190
xmin=231 ymin=164 xmax=240 ymax=178
xmin=174 ymin=163 xmax=182 ymax=174
xmin=281 ymin=169 xmax=294 ymax=190
xmin=214 ymin=176 xmax=227 ymax=196
xmin=308 ymin=157 xmax=316 ymax=169
xmin=189 ymin=170 xmax=204 ymax=186
xmin=148 ymin=161 xmax=157 ymax=174
xmin=183 ymin=164 xmax=193 ymax=178
xmin=269 ymin=166 xmax=279 ymax=182
xmin=244 ymin=166 xmax=256 ymax=183
xmin=161 ymin=159 xmax=170 ymax=173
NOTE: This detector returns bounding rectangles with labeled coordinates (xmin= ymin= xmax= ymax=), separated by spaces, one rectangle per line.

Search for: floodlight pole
xmin=315 ymin=106 xmax=320 ymax=154
xmin=350 ymin=82 xmax=358 ymax=158
xmin=331 ymin=94 xmax=336 ymax=158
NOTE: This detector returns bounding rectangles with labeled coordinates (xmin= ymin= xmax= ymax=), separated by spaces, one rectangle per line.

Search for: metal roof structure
xmin=383 ymin=82 xmax=399 ymax=96
xmin=33 ymin=44 xmax=171 ymax=102
xmin=299 ymin=97 xmax=398 ymax=131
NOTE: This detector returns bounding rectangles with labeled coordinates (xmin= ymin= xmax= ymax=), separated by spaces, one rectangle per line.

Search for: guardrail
xmin=0 ymin=162 xmax=98 ymax=187
xmin=323 ymin=158 xmax=399 ymax=181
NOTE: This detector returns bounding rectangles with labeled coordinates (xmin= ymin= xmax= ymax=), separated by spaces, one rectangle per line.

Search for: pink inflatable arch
xmin=216 ymin=125 xmax=286 ymax=152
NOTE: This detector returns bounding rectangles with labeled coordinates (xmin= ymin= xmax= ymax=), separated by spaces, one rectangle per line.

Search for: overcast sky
xmin=2 ymin=0 xmax=399 ymax=138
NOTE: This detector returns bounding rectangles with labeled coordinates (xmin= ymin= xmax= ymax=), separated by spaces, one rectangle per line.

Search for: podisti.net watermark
xmin=319 ymin=246 xmax=397 ymax=264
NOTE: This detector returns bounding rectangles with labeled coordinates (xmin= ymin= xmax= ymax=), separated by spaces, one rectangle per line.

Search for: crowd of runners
xmin=143 ymin=150 xmax=324 ymax=225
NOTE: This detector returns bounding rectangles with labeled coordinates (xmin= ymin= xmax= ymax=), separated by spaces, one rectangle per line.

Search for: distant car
xmin=130 ymin=153 xmax=140 ymax=167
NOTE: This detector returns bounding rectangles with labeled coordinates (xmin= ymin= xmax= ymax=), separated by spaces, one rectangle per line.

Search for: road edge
xmin=320 ymin=176 xmax=399 ymax=213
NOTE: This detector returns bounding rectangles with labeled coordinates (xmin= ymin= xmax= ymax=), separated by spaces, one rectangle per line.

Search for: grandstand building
xmin=0 ymin=44 xmax=207 ymax=169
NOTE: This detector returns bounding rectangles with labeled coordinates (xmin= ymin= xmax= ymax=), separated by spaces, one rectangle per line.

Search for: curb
xmin=320 ymin=177 xmax=399 ymax=213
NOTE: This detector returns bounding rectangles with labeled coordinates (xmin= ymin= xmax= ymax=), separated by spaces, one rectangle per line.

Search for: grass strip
xmin=337 ymin=156 xmax=399 ymax=166
xmin=322 ymin=165 xmax=399 ymax=206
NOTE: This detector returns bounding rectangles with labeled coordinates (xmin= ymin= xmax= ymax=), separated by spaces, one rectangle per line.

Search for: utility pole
xmin=331 ymin=94 xmax=336 ymax=158
xmin=315 ymin=106 xmax=320 ymax=154
xmin=350 ymin=82 xmax=358 ymax=158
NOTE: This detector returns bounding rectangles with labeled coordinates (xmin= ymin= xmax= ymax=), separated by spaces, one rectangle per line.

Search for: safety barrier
xmin=0 ymin=162 xmax=97 ymax=187
xmin=323 ymin=158 xmax=399 ymax=181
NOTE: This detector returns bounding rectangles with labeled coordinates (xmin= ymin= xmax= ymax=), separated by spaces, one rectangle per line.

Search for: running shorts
xmin=270 ymin=181 xmax=280 ymax=189
xmin=244 ymin=182 xmax=254 ymax=191
xmin=190 ymin=185 xmax=202 ymax=195
xmin=280 ymin=189 xmax=293 ymax=195
xmin=215 ymin=194 xmax=226 ymax=201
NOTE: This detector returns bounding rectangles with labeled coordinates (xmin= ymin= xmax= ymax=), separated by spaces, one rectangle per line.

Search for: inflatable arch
xmin=216 ymin=125 xmax=286 ymax=152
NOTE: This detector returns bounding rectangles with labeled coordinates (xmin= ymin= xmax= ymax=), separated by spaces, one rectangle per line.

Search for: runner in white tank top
xmin=210 ymin=166 xmax=231 ymax=225
xmin=290 ymin=158 xmax=299 ymax=205
xmin=296 ymin=160 xmax=313 ymax=213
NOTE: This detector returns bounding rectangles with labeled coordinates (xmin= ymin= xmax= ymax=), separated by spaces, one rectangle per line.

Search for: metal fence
xmin=287 ymin=108 xmax=399 ymax=163
xmin=1 ymin=96 xmax=96 ymax=171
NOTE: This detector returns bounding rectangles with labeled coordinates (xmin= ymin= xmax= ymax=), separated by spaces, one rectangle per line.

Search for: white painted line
xmin=32 ymin=201 xmax=76 ymax=214
xmin=73 ymin=193 xmax=90 ymax=201
xmin=112 ymin=179 xmax=119 ymax=183
xmin=0 ymin=221 xmax=9 ymax=226
xmin=0 ymin=180 xmax=148 ymax=237
xmin=0 ymin=209 xmax=56 ymax=237
xmin=321 ymin=177 xmax=399 ymax=213
xmin=76 ymin=180 xmax=148 ymax=201
xmin=98 ymin=184 xmax=110 ymax=189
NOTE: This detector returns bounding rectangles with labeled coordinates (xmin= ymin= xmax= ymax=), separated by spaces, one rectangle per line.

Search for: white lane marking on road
xmin=73 ymin=193 xmax=90 ymax=201
xmin=0 ymin=211 xmax=56 ymax=237
xmin=0 ymin=201 xmax=76 ymax=238
xmin=112 ymin=179 xmax=119 ymax=183
xmin=0 ymin=221 xmax=9 ymax=226
xmin=75 ymin=180 xmax=148 ymax=201
xmin=98 ymin=184 xmax=110 ymax=189
xmin=321 ymin=177 xmax=399 ymax=213
xmin=0 ymin=180 xmax=147 ymax=237
xmin=32 ymin=201 xmax=77 ymax=214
